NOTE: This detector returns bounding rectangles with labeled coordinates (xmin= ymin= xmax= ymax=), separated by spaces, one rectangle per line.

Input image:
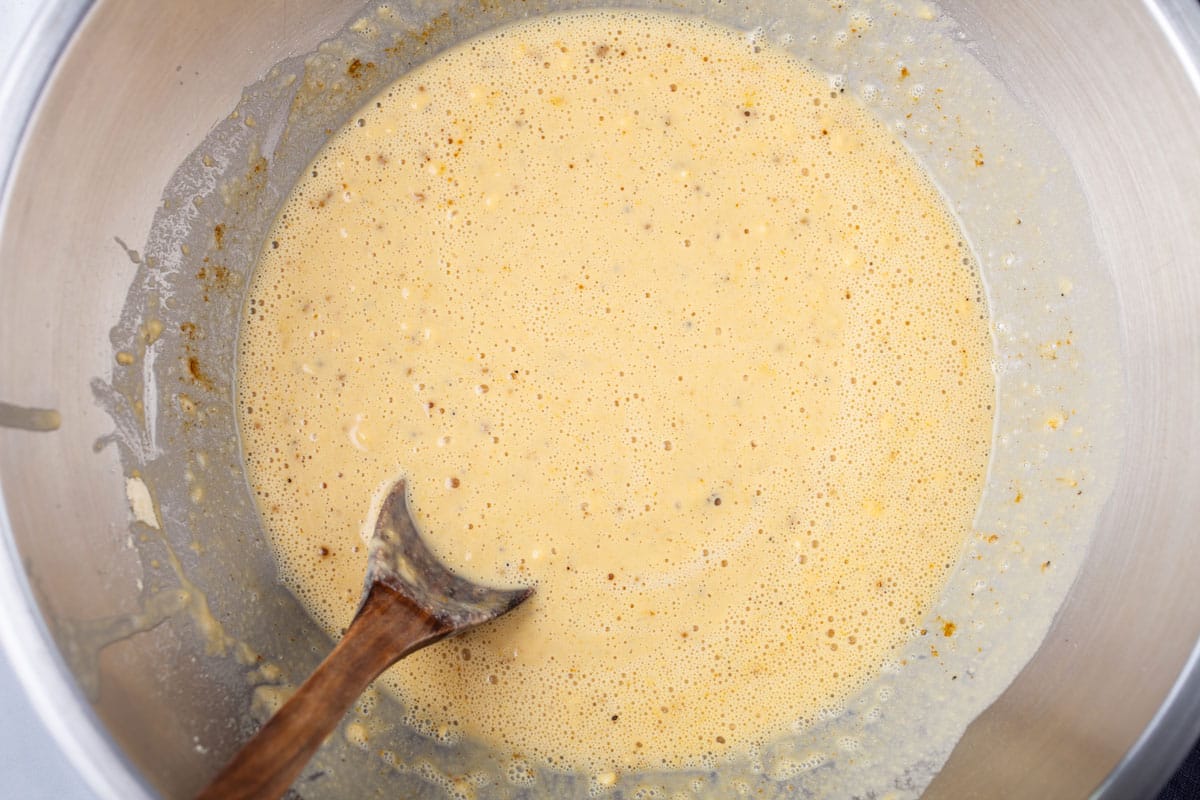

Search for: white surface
xmin=1 ymin=5 xmax=99 ymax=800
xmin=0 ymin=647 xmax=96 ymax=798
xmin=0 ymin=0 xmax=36 ymax=62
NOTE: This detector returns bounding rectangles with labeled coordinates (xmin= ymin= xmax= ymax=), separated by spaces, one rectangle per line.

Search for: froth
xmin=237 ymin=10 xmax=993 ymax=774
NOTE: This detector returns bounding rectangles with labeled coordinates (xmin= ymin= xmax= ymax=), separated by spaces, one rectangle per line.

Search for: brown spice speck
xmin=186 ymin=356 xmax=213 ymax=390
xmin=347 ymin=58 xmax=377 ymax=79
xmin=196 ymin=264 xmax=233 ymax=299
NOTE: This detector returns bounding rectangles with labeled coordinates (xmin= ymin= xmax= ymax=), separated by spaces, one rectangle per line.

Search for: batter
xmin=237 ymin=10 xmax=994 ymax=774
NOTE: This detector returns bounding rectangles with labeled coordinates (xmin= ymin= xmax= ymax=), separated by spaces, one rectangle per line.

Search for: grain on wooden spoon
xmin=196 ymin=478 xmax=533 ymax=800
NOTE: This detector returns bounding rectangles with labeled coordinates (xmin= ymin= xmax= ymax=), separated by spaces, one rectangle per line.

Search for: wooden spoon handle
xmin=195 ymin=583 xmax=450 ymax=800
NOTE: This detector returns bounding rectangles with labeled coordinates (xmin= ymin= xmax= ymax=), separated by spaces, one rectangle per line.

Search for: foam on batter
xmin=237 ymin=10 xmax=993 ymax=774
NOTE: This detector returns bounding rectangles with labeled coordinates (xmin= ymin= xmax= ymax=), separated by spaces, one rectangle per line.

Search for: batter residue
xmin=237 ymin=10 xmax=993 ymax=774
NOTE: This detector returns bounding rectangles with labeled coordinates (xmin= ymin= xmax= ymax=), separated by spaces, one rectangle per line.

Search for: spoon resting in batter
xmin=195 ymin=479 xmax=532 ymax=800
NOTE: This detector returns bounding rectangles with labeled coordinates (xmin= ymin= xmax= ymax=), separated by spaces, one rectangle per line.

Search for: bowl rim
xmin=0 ymin=5 xmax=158 ymax=798
xmin=1085 ymin=4 xmax=1200 ymax=797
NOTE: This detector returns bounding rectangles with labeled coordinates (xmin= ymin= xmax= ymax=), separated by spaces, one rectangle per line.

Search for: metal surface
xmin=1091 ymin=5 xmax=1200 ymax=796
xmin=0 ymin=5 xmax=150 ymax=799
xmin=0 ymin=2 xmax=363 ymax=796
xmin=925 ymin=3 xmax=1200 ymax=797
xmin=0 ymin=1 xmax=1198 ymax=798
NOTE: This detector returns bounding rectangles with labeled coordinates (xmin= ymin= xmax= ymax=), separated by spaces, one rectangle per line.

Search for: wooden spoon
xmin=196 ymin=479 xmax=533 ymax=800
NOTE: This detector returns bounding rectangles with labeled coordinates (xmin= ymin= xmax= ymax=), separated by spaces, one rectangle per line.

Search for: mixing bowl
xmin=1 ymin=1 xmax=1198 ymax=797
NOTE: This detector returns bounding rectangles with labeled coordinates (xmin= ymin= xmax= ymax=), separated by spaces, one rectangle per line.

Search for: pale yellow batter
xmin=237 ymin=10 xmax=993 ymax=774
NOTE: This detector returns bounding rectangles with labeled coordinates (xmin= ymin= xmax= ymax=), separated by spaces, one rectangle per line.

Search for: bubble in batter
xmin=237 ymin=9 xmax=994 ymax=774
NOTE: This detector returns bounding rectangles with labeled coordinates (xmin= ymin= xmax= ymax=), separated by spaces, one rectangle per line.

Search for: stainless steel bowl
xmin=1 ymin=1 xmax=1198 ymax=797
